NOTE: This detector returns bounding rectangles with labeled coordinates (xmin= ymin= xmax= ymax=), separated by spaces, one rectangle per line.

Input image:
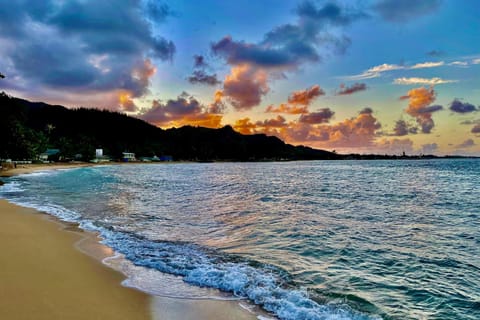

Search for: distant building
xmin=122 ymin=152 xmax=136 ymax=162
xmin=95 ymin=149 xmax=103 ymax=158
xmin=39 ymin=149 xmax=60 ymax=162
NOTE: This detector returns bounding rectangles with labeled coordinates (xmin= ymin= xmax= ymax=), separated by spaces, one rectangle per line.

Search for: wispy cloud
xmin=343 ymin=61 xmax=449 ymax=80
xmin=394 ymin=77 xmax=457 ymax=85
xmin=473 ymin=58 xmax=480 ymax=64
xmin=449 ymin=61 xmax=468 ymax=67
xmin=343 ymin=63 xmax=404 ymax=80
xmin=410 ymin=61 xmax=444 ymax=69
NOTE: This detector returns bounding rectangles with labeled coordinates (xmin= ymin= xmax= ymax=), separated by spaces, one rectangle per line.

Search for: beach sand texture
xmin=0 ymin=165 xmax=261 ymax=320
xmin=0 ymin=199 xmax=150 ymax=320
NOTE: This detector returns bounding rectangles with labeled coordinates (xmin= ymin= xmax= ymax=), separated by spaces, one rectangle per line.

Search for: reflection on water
xmin=1 ymin=159 xmax=479 ymax=320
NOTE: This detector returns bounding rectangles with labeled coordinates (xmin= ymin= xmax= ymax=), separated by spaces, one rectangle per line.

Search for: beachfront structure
xmin=95 ymin=149 xmax=103 ymax=158
xmin=39 ymin=149 xmax=60 ymax=162
xmin=122 ymin=152 xmax=136 ymax=162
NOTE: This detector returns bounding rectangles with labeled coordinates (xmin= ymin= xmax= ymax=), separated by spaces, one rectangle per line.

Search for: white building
xmin=122 ymin=152 xmax=136 ymax=162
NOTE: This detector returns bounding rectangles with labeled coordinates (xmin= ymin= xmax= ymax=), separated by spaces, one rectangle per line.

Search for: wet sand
xmin=0 ymin=165 xmax=262 ymax=320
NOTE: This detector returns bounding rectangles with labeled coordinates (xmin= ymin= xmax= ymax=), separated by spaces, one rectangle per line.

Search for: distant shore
xmin=0 ymin=164 xmax=260 ymax=320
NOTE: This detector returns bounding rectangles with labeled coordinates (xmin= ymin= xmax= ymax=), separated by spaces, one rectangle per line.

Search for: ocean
xmin=1 ymin=160 xmax=479 ymax=320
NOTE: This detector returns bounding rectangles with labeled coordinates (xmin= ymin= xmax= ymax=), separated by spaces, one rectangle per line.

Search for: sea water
xmin=1 ymin=160 xmax=479 ymax=320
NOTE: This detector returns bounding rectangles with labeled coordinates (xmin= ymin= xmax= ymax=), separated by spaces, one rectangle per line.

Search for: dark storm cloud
xmin=336 ymin=83 xmax=367 ymax=95
xmin=449 ymin=99 xmax=478 ymax=113
xmin=187 ymin=70 xmax=221 ymax=86
xmin=0 ymin=0 xmax=175 ymax=105
xmin=374 ymin=0 xmax=442 ymax=23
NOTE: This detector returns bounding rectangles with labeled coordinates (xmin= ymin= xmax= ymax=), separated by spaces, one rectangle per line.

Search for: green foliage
xmin=0 ymin=94 xmax=339 ymax=161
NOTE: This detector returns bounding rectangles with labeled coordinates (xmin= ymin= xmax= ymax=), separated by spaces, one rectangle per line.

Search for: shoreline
xmin=0 ymin=164 xmax=261 ymax=320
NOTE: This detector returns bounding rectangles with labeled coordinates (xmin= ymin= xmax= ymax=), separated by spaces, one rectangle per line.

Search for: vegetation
xmin=0 ymin=93 xmax=340 ymax=161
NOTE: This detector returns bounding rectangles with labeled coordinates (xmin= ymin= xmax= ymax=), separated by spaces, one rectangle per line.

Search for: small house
xmin=122 ymin=152 xmax=136 ymax=162
xmin=39 ymin=149 xmax=60 ymax=162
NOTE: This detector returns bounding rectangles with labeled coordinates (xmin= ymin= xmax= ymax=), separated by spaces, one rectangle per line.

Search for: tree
xmin=0 ymin=72 xmax=4 ymax=79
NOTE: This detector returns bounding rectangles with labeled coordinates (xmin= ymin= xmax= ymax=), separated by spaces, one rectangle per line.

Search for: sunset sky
xmin=1 ymin=0 xmax=479 ymax=155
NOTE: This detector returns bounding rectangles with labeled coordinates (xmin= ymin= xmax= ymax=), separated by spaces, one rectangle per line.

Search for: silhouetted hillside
xmin=0 ymin=93 xmax=339 ymax=161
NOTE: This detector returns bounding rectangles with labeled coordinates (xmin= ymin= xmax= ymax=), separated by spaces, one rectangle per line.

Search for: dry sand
xmin=0 ymin=199 xmax=150 ymax=320
xmin=0 ymin=165 xmax=262 ymax=320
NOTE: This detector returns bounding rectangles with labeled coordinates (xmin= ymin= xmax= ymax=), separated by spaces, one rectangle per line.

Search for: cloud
xmin=139 ymin=93 xmax=222 ymax=128
xmin=394 ymin=77 xmax=457 ymax=85
xmin=336 ymin=83 xmax=367 ymax=95
xmin=374 ymin=138 xmax=414 ymax=154
xmin=265 ymin=103 xmax=308 ymax=114
xmin=345 ymin=63 xmax=403 ymax=80
xmin=420 ymin=143 xmax=438 ymax=154
xmin=118 ymin=91 xmax=138 ymax=112
xmin=472 ymin=124 xmax=480 ymax=134
xmin=212 ymin=2 xmax=366 ymax=69
xmin=449 ymin=61 xmax=468 ymax=67
xmin=193 ymin=55 xmax=208 ymax=68
xmin=255 ymin=116 xmax=288 ymax=131
xmin=0 ymin=0 xmax=174 ymax=109
xmin=449 ymin=99 xmax=478 ymax=113
xmin=345 ymin=60 xmax=445 ymax=80
xmin=457 ymin=139 xmax=475 ymax=149
xmin=265 ymin=84 xmax=324 ymax=114
xmin=187 ymin=70 xmax=221 ymax=86
xmin=392 ymin=119 xmax=418 ymax=136
xmin=220 ymin=64 xmax=269 ymax=111
xmin=299 ymin=108 xmax=335 ymax=124
xmin=288 ymin=85 xmax=325 ymax=105
xmin=460 ymin=119 xmax=480 ymax=125
xmin=233 ymin=118 xmax=257 ymax=135
xmin=402 ymin=86 xmax=442 ymax=133
xmin=234 ymin=107 xmax=382 ymax=152
xmin=472 ymin=59 xmax=480 ymax=64
xmin=298 ymin=108 xmax=335 ymax=124
xmin=374 ymin=0 xmax=442 ymax=23
xmin=410 ymin=61 xmax=444 ymax=69
xmin=143 ymin=1 xmax=175 ymax=23
xmin=212 ymin=1 xmax=366 ymax=109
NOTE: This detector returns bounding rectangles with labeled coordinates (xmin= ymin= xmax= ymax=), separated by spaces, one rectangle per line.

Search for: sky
xmin=1 ymin=0 xmax=479 ymax=155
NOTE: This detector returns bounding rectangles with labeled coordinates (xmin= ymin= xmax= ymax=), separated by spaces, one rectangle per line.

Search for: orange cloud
xmin=299 ymin=108 xmax=334 ymax=124
xmin=140 ymin=93 xmax=222 ymax=128
xmin=208 ymin=90 xmax=226 ymax=114
xmin=287 ymin=85 xmax=325 ymax=105
xmin=265 ymin=103 xmax=308 ymax=114
xmin=233 ymin=118 xmax=257 ymax=134
xmin=118 ymin=90 xmax=137 ymax=112
xmin=401 ymin=86 xmax=443 ymax=133
xmin=233 ymin=108 xmax=381 ymax=150
xmin=219 ymin=64 xmax=269 ymax=110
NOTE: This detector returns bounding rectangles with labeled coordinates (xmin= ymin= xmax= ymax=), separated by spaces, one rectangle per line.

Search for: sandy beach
xmin=0 ymin=164 xmax=260 ymax=320
xmin=0 ymin=199 xmax=150 ymax=320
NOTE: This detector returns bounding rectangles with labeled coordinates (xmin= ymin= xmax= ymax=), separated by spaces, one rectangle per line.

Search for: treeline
xmin=0 ymin=93 xmax=339 ymax=161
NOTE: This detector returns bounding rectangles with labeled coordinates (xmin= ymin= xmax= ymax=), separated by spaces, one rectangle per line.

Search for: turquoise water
xmin=1 ymin=160 xmax=479 ymax=319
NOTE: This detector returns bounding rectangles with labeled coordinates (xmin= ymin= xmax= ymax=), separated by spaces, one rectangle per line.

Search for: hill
xmin=0 ymin=93 xmax=339 ymax=161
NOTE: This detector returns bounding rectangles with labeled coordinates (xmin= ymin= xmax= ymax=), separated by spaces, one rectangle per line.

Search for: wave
xmin=0 ymin=181 xmax=380 ymax=320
